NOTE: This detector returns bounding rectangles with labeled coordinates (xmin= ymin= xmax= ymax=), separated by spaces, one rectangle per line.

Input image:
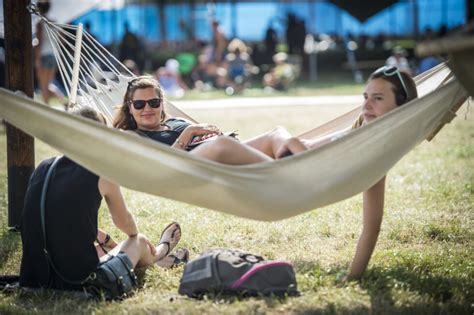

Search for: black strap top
xmin=136 ymin=118 xmax=191 ymax=146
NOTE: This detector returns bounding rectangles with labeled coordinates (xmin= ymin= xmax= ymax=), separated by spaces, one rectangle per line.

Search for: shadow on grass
xmin=292 ymin=259 xmax=472 ymax=314
xmin=0 ymin=229 xmax=21 ymax=272
xmin=361 ymin=266 xmax=472 ymax=313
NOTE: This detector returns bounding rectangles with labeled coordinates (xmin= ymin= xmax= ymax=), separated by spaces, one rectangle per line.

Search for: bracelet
xmin=97 ymin=233 xmax=111 ymax=246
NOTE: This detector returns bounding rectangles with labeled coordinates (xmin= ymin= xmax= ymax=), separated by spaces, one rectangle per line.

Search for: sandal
xmin=156 ymin=248 xmax=189 ymax=269
xmin=158 ymin=222 xmax=181 ymax=257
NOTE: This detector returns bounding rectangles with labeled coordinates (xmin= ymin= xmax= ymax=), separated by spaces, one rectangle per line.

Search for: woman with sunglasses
xmin=113 ymin=76 xmax=297 ymax=165
xmin=276 ymin=66 xmax=418 ymax=281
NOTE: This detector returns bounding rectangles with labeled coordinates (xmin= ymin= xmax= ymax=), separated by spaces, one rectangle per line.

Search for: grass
xmin=179 ymin=76 xmax=364 ymax=100
xmin=0 ymin=99 xmax=473 ymax=314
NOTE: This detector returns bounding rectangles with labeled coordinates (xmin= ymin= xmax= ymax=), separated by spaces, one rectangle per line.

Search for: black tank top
xmin=137 ymin=118 xmax=190 ymax=146
xmin=20 ymin=157 xmax=102 ymax=290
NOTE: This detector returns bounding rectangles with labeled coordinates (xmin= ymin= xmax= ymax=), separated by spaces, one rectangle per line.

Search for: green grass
xmin=179 ymin=77 xmax=364 ymax=100
xmin=0 ymin=100 xmax=473 ymax=314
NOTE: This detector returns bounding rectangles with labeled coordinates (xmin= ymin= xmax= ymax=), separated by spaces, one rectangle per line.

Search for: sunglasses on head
xmin=130 ymin=98 xmax=162 ymax=110
xmin=375 ymin=66 xmax=409 ymax=99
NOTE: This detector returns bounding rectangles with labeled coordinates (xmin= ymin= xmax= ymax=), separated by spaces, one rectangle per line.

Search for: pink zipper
xmin=230 ymin=261 xmax=293 ymax=289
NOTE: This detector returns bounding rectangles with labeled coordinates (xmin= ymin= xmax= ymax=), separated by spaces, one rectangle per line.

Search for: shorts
xmin=101 ymin=251 xmax=133 ymax=267
xmin=40 ymin=55 xmax=57 ymax=70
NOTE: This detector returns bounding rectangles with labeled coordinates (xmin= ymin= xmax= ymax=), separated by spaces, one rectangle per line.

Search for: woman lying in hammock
xmin=278 ymin=66 xmax=418 ymax=281
xmin=113 ymin=67 xmax=417 ymax=280
xmin=112 ymin=76 xmax=299 ymax=165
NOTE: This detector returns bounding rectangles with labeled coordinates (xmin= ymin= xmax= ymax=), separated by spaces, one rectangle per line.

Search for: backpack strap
xmin=40 ymin=156 xmax=87 ymax=286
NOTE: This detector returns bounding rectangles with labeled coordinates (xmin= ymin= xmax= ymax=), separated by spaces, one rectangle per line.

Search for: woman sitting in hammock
xmin=113 ymin=67 xmax=417 ymax=280
xmin=113 ymin=75 xmax=295 ymax=165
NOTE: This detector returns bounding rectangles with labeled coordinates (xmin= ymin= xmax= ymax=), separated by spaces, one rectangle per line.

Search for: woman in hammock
xmin=20 ymin=107 xmax=186 ymax=292
xmin=113 ymin=75 xmax=295 ymax=165
xmin=278 ymin=66 xmax=418 ymax=280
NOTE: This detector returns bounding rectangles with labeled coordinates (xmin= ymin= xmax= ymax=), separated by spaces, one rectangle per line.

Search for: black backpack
xmin=178 ymin=249 xmax=298 ymax=298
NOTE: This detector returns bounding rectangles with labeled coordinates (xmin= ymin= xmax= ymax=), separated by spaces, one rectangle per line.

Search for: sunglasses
xmin=376 ymin=66 xmax=409 ymax=99
xmin=130 ymin=98 xmax=162 ymax=110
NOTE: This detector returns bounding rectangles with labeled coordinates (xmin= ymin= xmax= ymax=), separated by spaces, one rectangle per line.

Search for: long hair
xmin=112 ymin=76 xmax=167 ymax=130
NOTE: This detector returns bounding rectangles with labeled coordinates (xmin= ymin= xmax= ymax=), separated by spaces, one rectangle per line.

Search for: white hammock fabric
xmin=0 ymin=74 xmax=467 ymax=220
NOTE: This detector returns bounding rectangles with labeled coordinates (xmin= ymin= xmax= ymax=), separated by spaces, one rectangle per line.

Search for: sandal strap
xmin=158 ymin=241 xmax=171 ymax=257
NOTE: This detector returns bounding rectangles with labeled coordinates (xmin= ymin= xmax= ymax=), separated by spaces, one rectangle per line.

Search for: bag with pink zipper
xmin=178 ymin=248 xmax=298 ymax=298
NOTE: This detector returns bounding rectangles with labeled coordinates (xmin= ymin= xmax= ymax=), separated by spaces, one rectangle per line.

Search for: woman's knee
xmin=201 ymin=136 xmax=240 ymax=161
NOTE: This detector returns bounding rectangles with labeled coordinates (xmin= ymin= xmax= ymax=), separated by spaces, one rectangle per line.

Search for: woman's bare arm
xmin=98 ymin=177 xmax=138 ymax=237
xmin=346 ymin=177 xmax=385 ymax=280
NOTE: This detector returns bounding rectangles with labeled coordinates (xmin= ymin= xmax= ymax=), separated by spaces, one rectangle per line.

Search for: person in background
xmin=263 ymin=52 xmax=296 ymax=91
xmin=211 ymin=20 xmax=227 ymax=65
xmin=385 ymin=46 xmax=412 ymax=75
xmin=155 ymin=59 xmax=189 ymax=99
xmin=224 ymin=38 xmax=253 ymax=94
xmin=34 ymin=1 xmax=67 ymax=105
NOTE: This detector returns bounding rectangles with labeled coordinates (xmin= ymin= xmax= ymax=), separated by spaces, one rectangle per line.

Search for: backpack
xmin=178 ymin=249 xmax=298 ymax=298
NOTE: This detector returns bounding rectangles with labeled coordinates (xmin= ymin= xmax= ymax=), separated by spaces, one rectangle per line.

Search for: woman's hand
xmin=173 ymin=124 xmax=222 ymax=150
xmin=185 ymin=124 xmax=222 ymax=137
xmin=275 ymin=138 xmax=309 ymax=159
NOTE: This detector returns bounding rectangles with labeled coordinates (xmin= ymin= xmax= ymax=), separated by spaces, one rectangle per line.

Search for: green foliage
xmin=0 ymin=102 xmax=472 ymax=314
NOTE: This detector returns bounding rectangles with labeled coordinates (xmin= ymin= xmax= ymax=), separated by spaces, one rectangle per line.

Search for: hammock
xmin=0 ymin=19 xmax=469 ymax=221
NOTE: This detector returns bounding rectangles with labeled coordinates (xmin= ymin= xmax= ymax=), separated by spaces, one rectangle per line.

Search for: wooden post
xmin=231 ymin=0 xmax=237 ymax=39
xmin=159 ymin=0 xmax=166 ymax=41
xmin=4 ymin=0 xmax=35 ymax=229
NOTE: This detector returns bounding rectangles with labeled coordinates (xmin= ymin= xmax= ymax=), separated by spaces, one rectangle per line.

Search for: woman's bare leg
xmin=37 ymin=67 xmax=52 ymax=104
xmin=244 ymin=126 xmax=292 ymax=158
xmin=191 ymin=136 xmax=272 ymax=165
xmin=101 ymin=234 xmax=168 ymax=268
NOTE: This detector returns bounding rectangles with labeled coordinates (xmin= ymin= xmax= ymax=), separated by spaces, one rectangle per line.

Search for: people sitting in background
xmin=20 ymin=107 xmax=187 ymax=292
xmin=385 ymin=46 xmax=412 ymax=75
xmin=155 ymin=59 xmax=188 ymax=99
xmin=224 ymin=38 xmax=253 ymax=94
xmin=191 ymin=53 xmax=215 ymax=91
xmin=263 ymin=52 xmax=296 ymax=91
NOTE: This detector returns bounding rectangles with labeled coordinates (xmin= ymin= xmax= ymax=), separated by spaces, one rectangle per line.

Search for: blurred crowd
xmin=1 ymin=9 xmax=472 ymax=101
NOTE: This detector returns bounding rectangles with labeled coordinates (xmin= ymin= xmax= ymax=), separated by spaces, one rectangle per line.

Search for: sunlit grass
xmin=0 ymin=100 xmax=472 ymax=314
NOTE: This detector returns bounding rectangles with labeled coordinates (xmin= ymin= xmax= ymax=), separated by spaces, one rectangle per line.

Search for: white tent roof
xmin=0 ymin=0 xmax=126 ymax=38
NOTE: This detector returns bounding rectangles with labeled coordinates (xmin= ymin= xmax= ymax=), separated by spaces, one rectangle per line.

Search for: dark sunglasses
xmin=130 ymin=98 xmax=162 ymax=110
xmin=374 ymin=66 xmax=408 ymax=99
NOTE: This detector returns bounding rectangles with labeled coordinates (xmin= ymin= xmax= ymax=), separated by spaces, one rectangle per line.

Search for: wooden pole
xmin=159 ymin=0 xmax=166 ymax=41
xmin=4 ymin=0 xmax=35 ymax=230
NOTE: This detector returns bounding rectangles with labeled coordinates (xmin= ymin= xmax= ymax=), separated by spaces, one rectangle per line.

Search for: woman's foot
xmin=158 ymin=222 xmax=181 ymax=258
xmin=156 ymin=248 xmax=189 ymax=269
